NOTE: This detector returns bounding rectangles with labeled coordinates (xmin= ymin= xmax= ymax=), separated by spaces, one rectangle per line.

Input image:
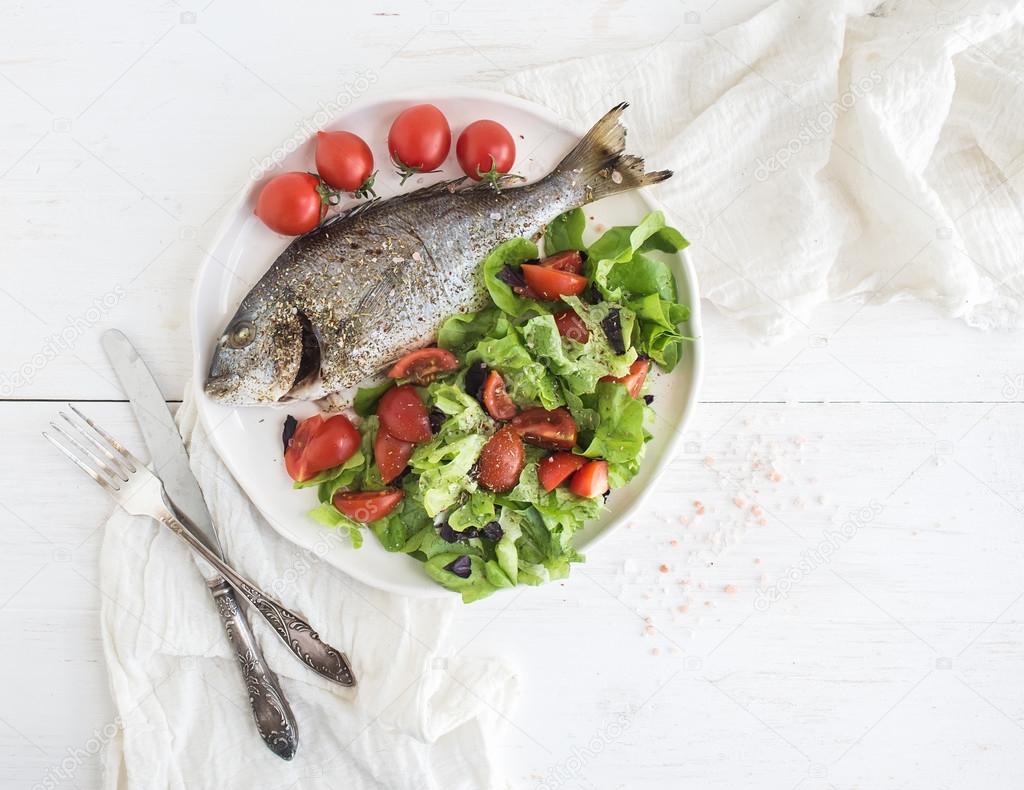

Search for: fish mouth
xmin=204 ymin=372 xmax=242 ymax=402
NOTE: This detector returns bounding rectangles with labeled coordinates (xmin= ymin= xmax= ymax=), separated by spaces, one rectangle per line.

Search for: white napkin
xmin=99 ymin=391 xmax=518 ymax=789
xmin=503 ymin=0 xmax=1024 ymax=338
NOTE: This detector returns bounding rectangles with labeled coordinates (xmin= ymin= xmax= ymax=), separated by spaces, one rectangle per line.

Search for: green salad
xmin=288 ymin=209 xmax=690 ymax=601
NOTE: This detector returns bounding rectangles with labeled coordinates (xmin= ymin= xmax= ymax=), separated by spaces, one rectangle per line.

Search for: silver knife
xmin=101 ymin=330 xmax=299 ymax=760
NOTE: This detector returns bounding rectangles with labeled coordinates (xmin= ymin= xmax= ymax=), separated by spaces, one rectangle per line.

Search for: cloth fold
xmin=502 ymin=0 xmax=1024 ymax=338
xmin=99 ymin=392 xmax=518 ymax=789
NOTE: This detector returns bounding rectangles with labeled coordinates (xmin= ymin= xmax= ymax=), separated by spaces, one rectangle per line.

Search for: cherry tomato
xmin=284 ymin=413 xmax=360 ymax=482
xmin=541 ymin=250 xmax=585 ymax=275
xmin=255 ymin=172 xmax=324 ymax=235
xmin=388 ymin=104 xmax=451 ymax=184
xmin=510 ymin=407 xmax=577 ymax=451
xmin=333 ymin=489 xmax=404 ymax=523
xmin=537 ymin=452 xmax=587 ymax=492
xmin=601 ymin=358 xmax=651 ymax=399
xmin=477 ymin=426 xmax=525 ymax=493
xmin=569 ymin=460 xmax=609 ymax=498
xmin=482 ymin=370 xmax=517 ymax=420
xmin=520 ymin=264 xmax=588 ymax=301
xmin=377 ymin=385 xmax=432 ymax=444
xmin=387 ymin=347 xmax=459 ymax=384
xmin=374 ymin=427 xmax=414 ymax=484
xmin=553 ymin=309 xmax=590 ymax=343
xmin=315 ymin=131 xmax=376 ymax=197
xmin=456 ymin=119 xmax=516 ymax=183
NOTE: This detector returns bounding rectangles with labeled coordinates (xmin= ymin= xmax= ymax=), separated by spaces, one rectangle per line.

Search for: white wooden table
xmin=2 ymin=1 xmax=1023 ymax=788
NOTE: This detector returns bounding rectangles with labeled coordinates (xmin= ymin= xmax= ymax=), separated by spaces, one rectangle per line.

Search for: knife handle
xmin=157 ymin=501 xmax=356 ymax=687
xmin=209 ymin=580 xmax=299 ymax=760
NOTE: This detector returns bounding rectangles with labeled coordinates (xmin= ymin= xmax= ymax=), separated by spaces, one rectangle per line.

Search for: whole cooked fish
xmin=205 ymin=103 xmax=671 ymax=405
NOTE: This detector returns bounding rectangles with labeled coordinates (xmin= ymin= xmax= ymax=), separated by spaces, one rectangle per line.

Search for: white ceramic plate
xmin=192 ymin=88 xmax=702 ymax=597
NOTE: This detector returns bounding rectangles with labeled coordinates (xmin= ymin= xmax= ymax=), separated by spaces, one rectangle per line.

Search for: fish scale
xmin=205 ymin=103 xmax=672 ymax=406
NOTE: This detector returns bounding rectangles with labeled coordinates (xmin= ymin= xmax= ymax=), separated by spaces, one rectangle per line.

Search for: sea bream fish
xmin=205 ymin=103 xmax=671 ymax=405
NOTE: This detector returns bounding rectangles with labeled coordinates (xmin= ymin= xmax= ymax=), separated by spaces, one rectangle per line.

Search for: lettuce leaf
xmin=544 ymin=208 xmax=586 ymax=254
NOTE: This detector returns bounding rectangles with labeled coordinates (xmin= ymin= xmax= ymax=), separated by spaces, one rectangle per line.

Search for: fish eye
xmin=226 ymin=320 xmax=255 ymax=348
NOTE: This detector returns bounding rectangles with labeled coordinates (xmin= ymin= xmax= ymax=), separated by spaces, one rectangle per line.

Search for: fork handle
xmin=158 ymin=509 xmax=356 ymax=687
xmin=210 ymin=580 xmax=299 ymax=758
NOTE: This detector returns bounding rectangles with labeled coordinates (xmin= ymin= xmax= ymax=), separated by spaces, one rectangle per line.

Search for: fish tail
xmin=556 ymin=102 xmax=672 ymax=201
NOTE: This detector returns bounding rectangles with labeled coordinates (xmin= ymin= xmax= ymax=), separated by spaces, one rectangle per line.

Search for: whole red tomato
xmin=315 ymin=131 xmax=376 ymax=198
xmin=255 ymin=172 xmax=324 ymax=235
xmin=456 ymin=119 xmax=516 ymax=183
xmin=388 ymin=104 xmax=451 ymax=184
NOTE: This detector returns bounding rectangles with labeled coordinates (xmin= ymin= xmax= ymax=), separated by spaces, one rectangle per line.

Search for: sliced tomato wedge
xmin=569 ymin=460 xmax=609 ymax=498
xmin=520 ymin=264 xmax=588 ymax=301
xmin=477 ymin=426 xmax=526 ymax=493
xmin=333 ymin=489 xmax=404 ymax=523
xmin=600 ymin=358 xmax=651 ymax=399
xmin=374 ymin=427 xmax=414 ymax=484
xmin=284 ymin=413 xmax=360 ymax=482
xmin=387 ymin=347 xmax=459 ymax=384
xmin=378 ymin=385 xmax=432 ymax=444
xmin=553 ymin=309 xmax=590 ymax=343
xmin=482 ymin=370 xmax=517 ymax=420
xmin=510 ymin=407 xmax=577 ymax=451
xmin=537 ymin=451 xmax=588 ymax=492
xmin=541 ymin=249 xmax=585 ymax=275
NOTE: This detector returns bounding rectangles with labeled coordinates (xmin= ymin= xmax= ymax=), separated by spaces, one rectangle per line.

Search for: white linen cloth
xmin=99 ymin=392 xmax=518 ymax=789
xmin=503 ymin=0 xmax=1024 ymax=338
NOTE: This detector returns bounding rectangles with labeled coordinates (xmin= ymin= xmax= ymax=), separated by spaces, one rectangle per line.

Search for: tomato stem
xmin=475 ymin=159 xmax=524 ymax=193
xmin=353 ymin=170 xmax=378 ymax=200
xmin=391 ymin=154 xmax=440 ymax=186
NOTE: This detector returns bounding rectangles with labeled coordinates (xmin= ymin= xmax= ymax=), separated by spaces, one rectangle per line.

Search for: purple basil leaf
xmin=281 ymin=415 xmax=298 ymax=453
xmin=601 ymin=308 xmax=625 ymax=355
xmin=481 ymin=521 xmax=503 ymax=542
xmin=444 ymin=555 xmax=472 ymax=578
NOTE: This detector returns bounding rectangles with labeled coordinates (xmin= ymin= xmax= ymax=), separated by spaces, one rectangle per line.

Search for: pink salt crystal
xmin=724 ymin=584 xmax=739 ymax=594
xmin=703 ymin=456 xmax=716 ymax=467
xmin=732 ymin=496 xmax=746 ymax=509
xmin=769 ymin=469 xmax=784 ymax=482
xmin=659 ymin=564 xmax=670 ymax=573
xmin=753 ymin=557 xmax=762 ymax=565
xmin=669 ymin=539 xmax=680 ymax=547
xmin=679 ymin=515 xmax=691 ymax=526
xmin=651 ymin=647 xmax=661 ymax=656
xmin=677 ymin=603 xmax=690 ymax=613
xmin=757 ymin=518 xmax=767 ymax=526
xmin=698 ymin=581 xmax=706 ymax=590
xmin=693 ymin=501 xmax=706 ymax=515
xmin=751 ymin=505 xmax=764 ymax=517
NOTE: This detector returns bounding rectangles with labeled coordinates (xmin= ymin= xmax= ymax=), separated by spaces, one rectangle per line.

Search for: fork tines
xmin=43 ymin=405 xmax=141 ymax=492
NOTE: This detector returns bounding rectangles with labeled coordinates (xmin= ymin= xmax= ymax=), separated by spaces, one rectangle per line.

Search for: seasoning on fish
xmin=205 ymin=103 xmax=672 ymax=405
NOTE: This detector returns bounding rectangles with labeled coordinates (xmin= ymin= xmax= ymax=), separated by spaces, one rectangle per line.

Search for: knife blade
xmin=101 ymin=329 xmax=300 ymax=759
xmin=100 ymin=330 xmax=222 ymax=558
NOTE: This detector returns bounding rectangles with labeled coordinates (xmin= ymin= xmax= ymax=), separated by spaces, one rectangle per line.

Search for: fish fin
xmin=556 ymin=102 xmax=672 ymax=201
xmin=317 ymin=197 xmax=383 ymax=231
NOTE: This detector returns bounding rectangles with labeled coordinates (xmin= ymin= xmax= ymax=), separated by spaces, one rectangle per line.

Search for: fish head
xmin=204 ymin=296 xmax=312 ymax=405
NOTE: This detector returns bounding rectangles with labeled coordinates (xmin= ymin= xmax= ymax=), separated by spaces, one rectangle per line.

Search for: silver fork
xmin=44 ymin=406 xmax=355 ymax=687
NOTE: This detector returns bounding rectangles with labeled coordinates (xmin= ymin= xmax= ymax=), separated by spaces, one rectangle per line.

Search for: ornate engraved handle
xmin=158 ymin=506 xmax=356 ymax=687
xmin=210 ymin=580 xmax=299 ymax=759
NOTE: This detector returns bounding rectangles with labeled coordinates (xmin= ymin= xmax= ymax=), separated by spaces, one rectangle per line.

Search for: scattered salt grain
xmin=732 ymin=496 xmax=746 ymax=509
xmin=677 ymin=603 xmax=690 ymax=613
xmin=669 ymin=539 xmax=680 ymax=547
xmin=489 ymin=212 xmax=502 ymax=220
xmin=769 ymin=469 xmax=784 ymax=482
xmin=694 ymin=500 xmax=706 ymax=515
xmin=659 ymin=564 xmax=670 ymax=574
xmin=411 ymin=251 xmax=422 ymax=262
xmin=751 ymin=505 xmax=764 ymax=518
xmin=724 ymin=584 xmax=739 ymax=595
